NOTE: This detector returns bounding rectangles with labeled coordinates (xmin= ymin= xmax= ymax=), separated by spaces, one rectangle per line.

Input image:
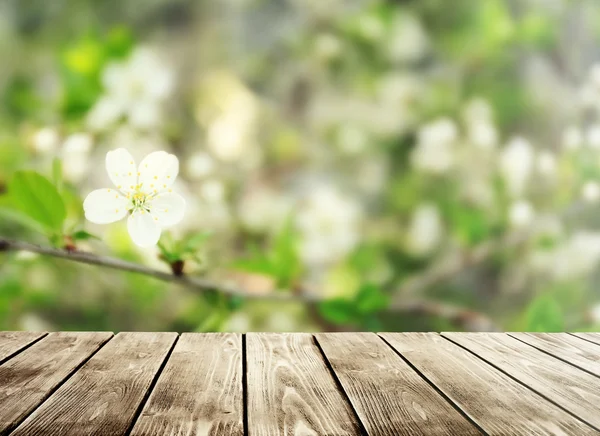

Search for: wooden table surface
xmin=0 ymin=332 xmax=599 ymax=435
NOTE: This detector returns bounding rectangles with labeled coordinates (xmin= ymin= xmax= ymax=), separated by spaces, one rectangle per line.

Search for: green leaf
xmin=8 ymin=171 xmax=66 ymax=233
xmin=71 ymin=230 xmax=100 ymax=241
xmin=525 ymin=295 xmax=564 ymax=332
xmin=182 ymin=231 xmax=212 ymax=253
xmin=318 ymin=298 xmax=356 ymax=324
xmin=356 ymin=284 xmax=389 ymax=314
xmin=270 ymin=218 xmax=302 ymax=287
xmin=0 ymin=194 xmax=47 ymax=234
xmin=52 ymin=158 xmax=63 ymax=192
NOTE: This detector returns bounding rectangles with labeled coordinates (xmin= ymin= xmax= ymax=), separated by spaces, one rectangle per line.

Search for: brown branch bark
xmin=0 ymin=238 xmax=499 ymax=331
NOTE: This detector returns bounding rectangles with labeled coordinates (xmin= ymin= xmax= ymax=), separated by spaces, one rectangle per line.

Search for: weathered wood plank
xmin=130 ymin=333 xmax=243 ymax=436
xmin=0 ymin=331 xmax=46 ymax=364
xmin=11 ymin=332 xmax=177 ymax=436
xmin=381 ymin=333 xmax=595 ymax=435
xmin=572 ymin=332 xmax=600 ymax=347
xmin=508 ymin=332 xmax=600 ymax=377
xmin=443 ymin=332 xmax=600 ymax=431
xmin=246 ymin=333 xmax=362 ymax=436
xmin=443 ymin=333 xmax=600 ymax=431
xmin=315 ymin=333 xmax=480 ymax=436
xmin=0 ymin=331 xmax=112 ymax=434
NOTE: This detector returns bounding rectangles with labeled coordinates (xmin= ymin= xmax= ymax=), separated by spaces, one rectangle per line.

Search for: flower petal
xmin=83 ymin=189 xmax=129 ymax=224
xmin=150 ymin=192 xmax=186 ymax=228
xmin=106 ymin=148 xmax=138 ymax=192
xmin=138 ymin=151 xmax=179 ymax=194
xmin=127 ymin=210 xmax=161 ymax=247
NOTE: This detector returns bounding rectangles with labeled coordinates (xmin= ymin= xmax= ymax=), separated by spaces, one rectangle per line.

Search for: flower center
xmin=129 ymin=189 xmax=152 ymax=213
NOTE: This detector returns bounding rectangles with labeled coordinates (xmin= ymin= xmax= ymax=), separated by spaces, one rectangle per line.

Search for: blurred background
xmin=1 ymin=0 xmax=600 ymax=333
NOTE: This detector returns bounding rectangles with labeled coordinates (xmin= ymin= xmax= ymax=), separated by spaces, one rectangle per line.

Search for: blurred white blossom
xmin=387 ymin=13 xmax=429 ymax=63
xmin=296 ymin=186 xmax=362 ymax=265
xmin=587 ymin=124 xmax=600 ymax=149
xmin=336 ymin=124 xmax=369 ymax=154
xmin=590 ymin=304 xmax=600 ymax=324
xmin=411 ymin=118 xmax=458 ymax=173
xmin=406 ymin=204 xmax=443 ymax=256
xmin=533 ymin=232 xmax=600 ymax=281
xmin=314 ymin=33 xmax=343 ymax=61
xmin=186 ymin=152 xmax=215 ymax=180
xmin=536 ymin=150 xmax=557 ymax=178
xmin=196 ymin=72 xmax=259 ymax=165
xmin=238 ymin=186 xmax=292 ymax=232
xmin=562 ymin=125 xmax=583 ymax=151
xmin=87 ymin=47 xmax=174 ymax=131
xmin=32 ymin=126 xmax=59 ymax=154
xmin=582 ymin=181 xmax=600 ymax=203
xmin=508 ymin=200 xmax=535 ymax=228
xmin=500 ymin=137 xmax=534 ymax=197
xmin=61 ymin=133 xmax=93 ymax=183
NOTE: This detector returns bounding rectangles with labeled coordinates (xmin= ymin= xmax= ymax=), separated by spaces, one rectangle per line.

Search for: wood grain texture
xmin=0 ymin=331 xmax=112 ymax=434
xmin=508 ymin=332 xmax=600 ymax=377
xmin=380 ymin=333 xmax=596 ymax=435
xmin=443 ymin=332 xmax=600 ymax=431
xmin=246 ymin=333 xmax=362 ymax=436
xmin=573 ymin=332 xmax=600 ymax=346
xmin=0 ymin=331 xmax=46 ymax=364
xmin=315 ymin=333 xmax=480 ymax=436
xmin=11 ymin=332 xmax=177 ymax=436
xmin=131 ymin=333 xmax=243 ymax=436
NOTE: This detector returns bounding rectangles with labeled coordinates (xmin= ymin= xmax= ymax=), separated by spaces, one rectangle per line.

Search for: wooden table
xmin=0 ymin=332 xmax=600 ymax=435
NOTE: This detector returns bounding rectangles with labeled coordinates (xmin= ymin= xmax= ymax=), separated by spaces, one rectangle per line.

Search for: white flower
xmin=238 ymin=186 xmax=292 ymax=233
xmin=406 ymin=204 xmax=443 ymax=256
xmin=590 ymin=304 xmax=600 ymax=324
xmin=296 ymin=186 xmax=362 ymax=265
xmin=539 ymin=232 xmax=600 ymax=281
xmin=336 ymin=124 xmax=368 ymax=154
xmin=387 ymin=13 xmax=429 ymax=63
xmin=463 ymin=98 xmax=493 ymax=124
xmin=500 ymin=137 xmax=534 ymax=197
xmin=186 ymin=152 xmax=215 ymax=180
xmin=87 ymin=47 xmax=173 ymax=131
xmin=587 ymin=124 xmax=600 ymax=149
xmin=411 ymin=118 xmax=458 ymax=174
xmin=537 ymin=150 xmax=557 ymax=178
xmin=468 ymin=122 xmax=498 ymax=150
xmin=83 ymin=148 xmax=185 ymax=247
xmin=314 ymin=33 xmax=342 ymax=61
xmin=61 ymin=133 xmax=93 ymax=183
xmin=582 ymin=181 xmax=600 ymax=203
xmin=562 ymin=126 xmax=583 ymax=151
xmin=508 ymin=200 xmax=534 ymax=228
xmin=32 ymin=127 xmax=59 ymax=154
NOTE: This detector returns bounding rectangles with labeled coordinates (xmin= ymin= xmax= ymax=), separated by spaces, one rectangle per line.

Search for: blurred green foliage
xmin=1 ymin=0 xmax=600 ymax=333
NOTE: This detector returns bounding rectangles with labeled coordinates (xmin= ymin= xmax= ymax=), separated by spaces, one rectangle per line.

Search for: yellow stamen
xmin=167 ymin=175 xmax=171 ymax=179
xmin=154 ymin=176 xmax=158 ymax=180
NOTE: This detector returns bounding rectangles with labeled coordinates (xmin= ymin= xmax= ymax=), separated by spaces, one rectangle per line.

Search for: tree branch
xmin=0 ymin=238 xmax=499 ymax=331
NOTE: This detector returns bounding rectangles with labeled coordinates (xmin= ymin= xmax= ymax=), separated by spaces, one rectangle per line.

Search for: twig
xmin=0 ymin=238 xmax=499 ymax=330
